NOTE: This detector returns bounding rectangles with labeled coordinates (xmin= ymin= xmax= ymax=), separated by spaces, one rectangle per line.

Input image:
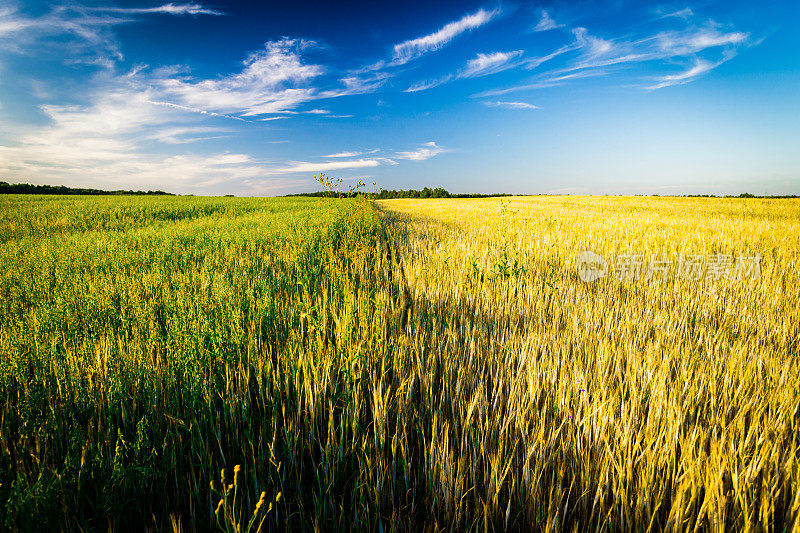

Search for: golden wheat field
xmin=375 ymin=196 xmax=800 ymax=531
xmin=1 ymin=194 xmax=799 ymax=531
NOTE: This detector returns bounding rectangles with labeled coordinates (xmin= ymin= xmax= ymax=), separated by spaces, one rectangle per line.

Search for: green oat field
xmin=1 ymin=194 xmax=799 ymax=531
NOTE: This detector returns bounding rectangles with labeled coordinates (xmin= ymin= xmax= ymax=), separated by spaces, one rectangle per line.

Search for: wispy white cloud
xmin=656 ymin=7 xmax=694 ymax=20
xmin=391 ymin=8 xmax=500 ymax=65
xmin=0 ymin=3 xmax=220 ymax=66
xmin=146 ymin=126 xmax=230 ymax=144
xmin=483 ymin=100 xmax=540 ymax=109
xmin=146 ymin=99 xmax=250 ymax=121
xmin=394 ymin=142 xmax=445 ymax=161
xmin=2 ymin=4 xmax=386 ymax=118
xmin=533 ymin=10 xmax=563 ymax=32
xmin=0 ymin=80 xmax=438 ymax=192
xmin=324 ymin=151 xmax=362 ymax=158
xmin=646 ymin=57 xmax=725 ymax=89
xmin=271 ymin=159 xmax=381 ymax=174
xmin=459 ymin=50 xmax=524 ymax=78
xmin=0 ymin=7 xmax=31 ymax=37
xmin=0 ymin=2 xmax=221 ymax=38
xmin=405 ymin=50 xmax=523 ymax=92
xmin=564 ymin=24 xmax=750 ymax=72
xmin=0 ymin=52 xmax=443 ymax=193
xmin=573 ymin=27 xmax=615 ymax=58
xmin=474 ymin=70 xmax=607 ymax=97
xmin=654 ymin=26 xmax=748 ymax=55
xmin=559 ymin=25 xmax=751 ymax=89
xmin=93 ymin=3 xmax=223 ymax=16
xmin=158 ymin=38 xmax=323 ymax=116
xmin=523 ymin=44 xmax=581 ymax=70
xmin=324 ymin=149 xmax=379 ymax=158
xmin=0 ymin=87 xmax=270 ymax=192
xmin=317 ymin=71 xmax=391 ymax=99
xmin=0 ymin=6 xmax=124 ymax=60
xmin=404 ymin=75 xmax=453 ymax=93
xmin=479 ymin=14 xmax=755 ymax=97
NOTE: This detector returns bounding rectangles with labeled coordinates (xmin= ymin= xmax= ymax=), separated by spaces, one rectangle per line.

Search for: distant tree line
xmin=681 ymin=193 xmax=799 ymax=199
xmin=289 ymin=187 xmax=512 ymax=199
xmin=0 ymin=181 xmax=173 ymax=195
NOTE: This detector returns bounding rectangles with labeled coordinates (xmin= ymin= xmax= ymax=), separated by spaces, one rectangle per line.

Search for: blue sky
xmin=0 ymin=0 xmax=798 ymax=195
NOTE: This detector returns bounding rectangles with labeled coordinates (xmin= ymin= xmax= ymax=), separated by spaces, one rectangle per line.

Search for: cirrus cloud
xmin=395 ymin=142 xmax=446 ymax=161
xmin=483 ymin=100 xmax=540 ymax=109
xmin=392 ymin=8 xmax=500 ymax=65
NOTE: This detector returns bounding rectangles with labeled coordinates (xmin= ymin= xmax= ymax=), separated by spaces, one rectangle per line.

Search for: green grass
xmin=0 ymin=194 xmax=383 ymax=530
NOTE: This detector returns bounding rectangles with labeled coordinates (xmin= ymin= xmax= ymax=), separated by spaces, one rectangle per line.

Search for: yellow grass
xmin=375 ymin=196 xmax=800 ymax=531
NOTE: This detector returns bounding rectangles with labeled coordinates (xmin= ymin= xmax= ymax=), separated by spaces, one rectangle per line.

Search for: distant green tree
xmin=288 ymin=186 xmax=512 ymax=199
xmin=0 ymin=181 xmax=172 ymax=195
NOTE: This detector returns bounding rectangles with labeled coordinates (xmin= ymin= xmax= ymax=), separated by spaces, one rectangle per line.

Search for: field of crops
xmin=1 ymin=194 xmax=799 ymax=531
